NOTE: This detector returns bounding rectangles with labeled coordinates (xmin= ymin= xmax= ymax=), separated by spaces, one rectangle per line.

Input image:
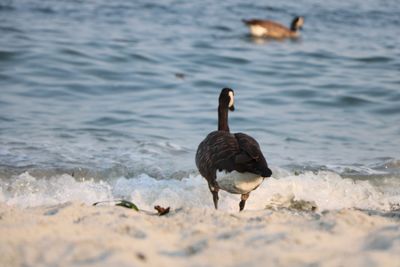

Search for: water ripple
xmin=0 ymin=0 xmax=399 ymax=173
xmin=86 ymin=117 xmax=146 ymax=127
xmin=0 ymin=50 xmax=18 ymax=61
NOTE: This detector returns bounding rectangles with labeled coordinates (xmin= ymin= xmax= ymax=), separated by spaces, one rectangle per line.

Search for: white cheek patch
xmin=297 ymin=17 xmax=304 ymax=28
xmin=228 ymin=91 xmax=234 ymax=107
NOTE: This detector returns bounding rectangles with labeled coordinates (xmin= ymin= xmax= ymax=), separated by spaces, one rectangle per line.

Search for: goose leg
xmin=239 ymin=193 xmax=250 ymax=211
xmin=208 ymin=182 xmax=219 ymax=209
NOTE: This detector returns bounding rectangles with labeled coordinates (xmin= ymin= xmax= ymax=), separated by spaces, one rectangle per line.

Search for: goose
xmin=243 ymin=16 xmax=304 ymax=39
xmin=195 ymin=88 xmax=272 ymax=211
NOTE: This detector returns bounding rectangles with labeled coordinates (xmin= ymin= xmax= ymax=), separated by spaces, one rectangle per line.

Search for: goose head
xmin=290 ymin=16 xmax=304 ymax=32
xmin=219 ymin=88 xmax=235 ymax=111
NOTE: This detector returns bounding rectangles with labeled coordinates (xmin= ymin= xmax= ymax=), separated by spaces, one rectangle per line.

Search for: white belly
xmin=249 ymin=25 xmax=268 ymax=37
xmin=216 ymin=171 xmax=264 ymax=194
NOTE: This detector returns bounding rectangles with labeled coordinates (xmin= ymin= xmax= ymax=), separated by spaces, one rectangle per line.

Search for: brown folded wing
xmin=243 ymin=19 xmax=293 ymax=38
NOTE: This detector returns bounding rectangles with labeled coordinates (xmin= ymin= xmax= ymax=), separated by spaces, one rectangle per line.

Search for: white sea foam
xmin=1 ymin=169 xmax=399 ymax=211
xmin=0 ymin=172 xmax=113 ymax=207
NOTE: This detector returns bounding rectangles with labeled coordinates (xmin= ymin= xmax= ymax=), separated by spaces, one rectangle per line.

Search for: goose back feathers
xmin=243 ymin=16 xmax=304 ymax=38
xmin=196 ymin=132 xmax=270 ymax=179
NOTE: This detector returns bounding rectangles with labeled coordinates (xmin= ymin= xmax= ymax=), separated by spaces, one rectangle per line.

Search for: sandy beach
xmin=1 ymin=202 xmax=399 ymax=267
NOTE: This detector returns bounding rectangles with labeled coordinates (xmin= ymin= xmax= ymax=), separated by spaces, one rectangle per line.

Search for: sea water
xmin=1 ymin=0 xmax=399 ymax=211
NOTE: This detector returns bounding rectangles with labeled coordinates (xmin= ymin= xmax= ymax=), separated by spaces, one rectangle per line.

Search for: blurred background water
xmin=0 ymin=0 xmax=399 ymax=209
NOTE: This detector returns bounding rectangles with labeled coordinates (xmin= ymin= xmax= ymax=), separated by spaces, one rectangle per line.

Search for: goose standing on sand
xmin=243 ymin=16 xmax=304 ymax=38
xmin=196 ymin=88 xmax=272 ymax=211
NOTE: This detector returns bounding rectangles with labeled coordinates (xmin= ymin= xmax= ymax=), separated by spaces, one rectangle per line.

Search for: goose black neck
xmin=218 ymin=105 xmax=230 ymax=132
xmin=290 ymin=19 xmax=298 ymax=32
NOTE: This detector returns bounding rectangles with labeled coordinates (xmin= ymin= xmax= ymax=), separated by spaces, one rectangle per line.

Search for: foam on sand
xmin=1 ymin=168 xmax=399 ymax=211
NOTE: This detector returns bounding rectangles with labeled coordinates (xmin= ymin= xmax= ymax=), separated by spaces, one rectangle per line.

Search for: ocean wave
xmin=1 ymin=169 xmax=399 ymax=212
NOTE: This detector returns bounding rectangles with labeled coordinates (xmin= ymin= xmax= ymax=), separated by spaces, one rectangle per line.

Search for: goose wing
xmin=243 ymin=19 xmax=289 ymax=31
xmin=243 ymin=19 xmax=292 ymax=38
xmin=234 ymin=133 xmax=267 ymax=161
xmin=233 ymin=133 xmax=272 ymax=177
xmin=196 ymin=131 xmax=240 ymax=179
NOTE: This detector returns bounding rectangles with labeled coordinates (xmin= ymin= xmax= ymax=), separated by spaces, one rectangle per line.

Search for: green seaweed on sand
xmin=116 ymin=200 xmax=140 ymax=211
xmin=92 ymin=199 xmax=139 ymax=211
xmin=92 ymin=200 xmax=170 ymax=216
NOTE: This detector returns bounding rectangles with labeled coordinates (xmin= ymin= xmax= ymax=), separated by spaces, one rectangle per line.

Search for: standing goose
xmin=196 ymin=88 xmax=272 ymax=211
xmin=243 ymin=16 xmax=304 ymax=39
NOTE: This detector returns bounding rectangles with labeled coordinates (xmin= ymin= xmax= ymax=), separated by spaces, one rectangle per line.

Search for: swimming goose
xmin=243 ymin=16 xmax=304 ymax=38
xmin=195 ymin=88 xmax=272 ymax=211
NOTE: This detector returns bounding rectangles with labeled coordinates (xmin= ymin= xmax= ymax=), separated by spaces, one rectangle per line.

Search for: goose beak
xmin=229 ymin=105 xmax=235 ymax=111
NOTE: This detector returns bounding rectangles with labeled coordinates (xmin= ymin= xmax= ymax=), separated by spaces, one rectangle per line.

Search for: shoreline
xmin=1 ymin=202 xmax=400 ymax=267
